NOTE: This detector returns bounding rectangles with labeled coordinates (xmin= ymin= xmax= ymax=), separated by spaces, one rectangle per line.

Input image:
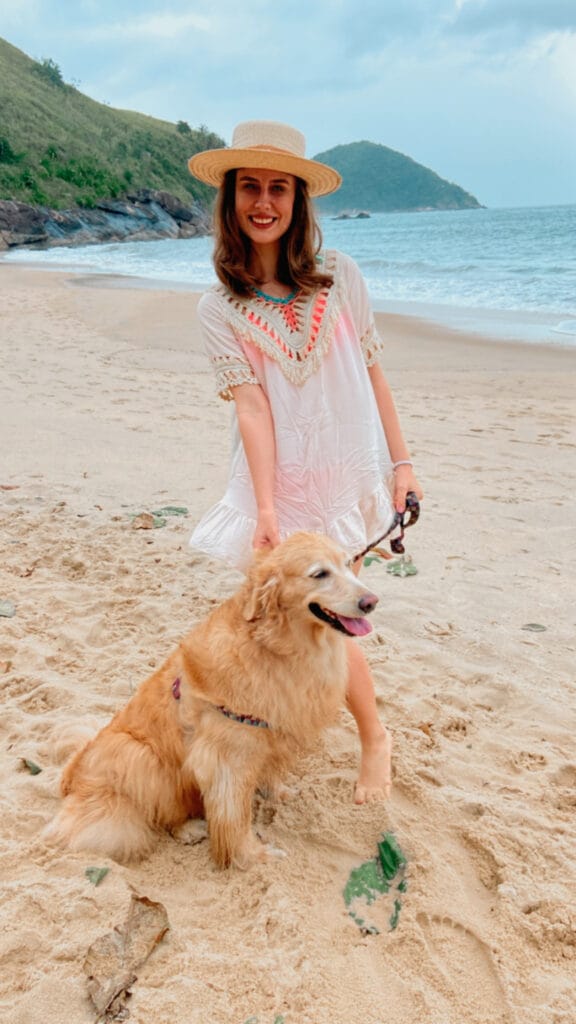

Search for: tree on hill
xmin=313 ymin=140 xmax=481 ymax=213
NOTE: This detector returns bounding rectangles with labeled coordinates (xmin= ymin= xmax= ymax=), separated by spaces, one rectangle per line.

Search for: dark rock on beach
xmin=0 ymin=189 xmax=212 ymax=251
xmin=0 ymin=200 xmax=47 ymax=248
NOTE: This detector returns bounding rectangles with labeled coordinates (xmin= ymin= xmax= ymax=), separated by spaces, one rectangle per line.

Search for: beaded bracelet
xmin=392 ymin=460 xmax=413 ymax=471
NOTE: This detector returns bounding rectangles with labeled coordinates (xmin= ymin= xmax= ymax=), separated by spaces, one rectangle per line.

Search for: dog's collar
xmin=171 ymin=678 xmax=269 ymax=729
xmin=216 ymin=705 xmax=270 ymax=729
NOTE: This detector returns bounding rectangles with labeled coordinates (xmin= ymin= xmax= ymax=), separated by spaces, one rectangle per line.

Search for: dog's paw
xmin=234 ymin=836 xmax=287 ymax=869
xmin=260 ymin=782 xmax=300 ymax=802
xmin=257 ymin=781 xmax=299 ymax=802
xmin=276 ymin=783 xmax=300 ymax=802
xmin=171 ymin=818 xmax=208 ymax=846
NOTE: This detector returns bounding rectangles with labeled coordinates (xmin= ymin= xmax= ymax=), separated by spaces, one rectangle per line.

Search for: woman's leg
xmin=346 ymin=639 xmax=392 ymax=803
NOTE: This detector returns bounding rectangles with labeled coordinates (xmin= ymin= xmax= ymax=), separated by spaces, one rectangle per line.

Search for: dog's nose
xmin=358 ymin=592 xmax=379 ymax=614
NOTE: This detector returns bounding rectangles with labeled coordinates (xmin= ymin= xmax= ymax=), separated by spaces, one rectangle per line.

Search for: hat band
xmin=244 ymin=144 xmax=304 ymax=157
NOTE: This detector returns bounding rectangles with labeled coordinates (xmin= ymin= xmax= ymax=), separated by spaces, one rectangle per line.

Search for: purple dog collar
xmin=216 ymin=705 xmax=270 ymax=729
xmin=171 ymin=677 xmax=269 ymax=728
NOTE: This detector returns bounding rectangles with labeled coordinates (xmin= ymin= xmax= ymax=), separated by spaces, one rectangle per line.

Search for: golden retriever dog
xmin=45 ymin=532 xmax=378 ymax=869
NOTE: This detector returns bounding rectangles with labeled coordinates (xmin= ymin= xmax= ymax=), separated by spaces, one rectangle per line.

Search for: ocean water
xmin=4 ymin=204 xmax=576 ymax=345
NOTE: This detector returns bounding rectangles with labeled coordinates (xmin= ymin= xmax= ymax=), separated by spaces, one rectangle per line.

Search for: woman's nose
xmin=255 ymin=189 xmax=272 ymax=207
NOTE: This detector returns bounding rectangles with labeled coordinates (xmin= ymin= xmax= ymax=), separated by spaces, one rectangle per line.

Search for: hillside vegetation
xmin=0 ymin=37 xmax=222 ymax=209
xmin=1 ymin=36 xmax=481 ymax=216
xmin=314 ymin=141 xmax=481 ymax=212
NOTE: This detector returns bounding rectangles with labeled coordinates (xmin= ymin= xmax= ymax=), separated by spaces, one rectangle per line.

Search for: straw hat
xmin=188 ymin=120 xmax=342 ymax=198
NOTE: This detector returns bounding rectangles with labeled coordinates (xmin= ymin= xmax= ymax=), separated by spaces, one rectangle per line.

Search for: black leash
xmin=352 ymin=491 xmax=420 ymax=565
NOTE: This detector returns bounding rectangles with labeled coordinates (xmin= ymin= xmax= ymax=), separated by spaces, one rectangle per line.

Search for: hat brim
xmin=188 ymin=147 xmax=342 ymax=198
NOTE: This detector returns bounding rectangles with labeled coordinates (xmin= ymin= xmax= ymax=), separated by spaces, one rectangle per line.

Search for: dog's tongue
xmin=336 ymin=614 xmax=373 ymax=637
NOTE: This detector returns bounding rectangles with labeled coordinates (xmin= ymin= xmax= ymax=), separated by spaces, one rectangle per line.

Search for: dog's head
xmin=243 ymin=533 xmax=378 ymax=638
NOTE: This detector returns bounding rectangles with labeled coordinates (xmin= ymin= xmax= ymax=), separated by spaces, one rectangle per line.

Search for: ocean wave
xmin=3 ymin=204 xmax=575 ymax=320
xmin=360 ymin=258 xmax=480 ymax=275
xmin=551 ymin=320 xmax=576 ymax=336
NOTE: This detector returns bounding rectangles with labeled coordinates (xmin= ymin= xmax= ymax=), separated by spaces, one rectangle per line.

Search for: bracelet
xmin=392 ymin=459 xmax=413 ymax=471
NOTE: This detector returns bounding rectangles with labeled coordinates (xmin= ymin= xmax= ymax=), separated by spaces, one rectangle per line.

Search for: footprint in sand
xmin=511 ymin=750 xmax=547 ymax=772
xmin=424 ymin=621 xmax=457 ymax=640
xmin=416 ymin=913 xmax=513 ymax=1023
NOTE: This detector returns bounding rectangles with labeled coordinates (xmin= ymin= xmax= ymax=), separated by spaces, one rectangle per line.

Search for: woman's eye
xmin=311 ymin=569 xmax=330 ymax=580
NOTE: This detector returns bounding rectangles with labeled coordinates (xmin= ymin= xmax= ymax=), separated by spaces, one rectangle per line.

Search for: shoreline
xmin=1 ymin=262 xmax=576 ymax=1024
xmin=2 ymin=262 xmax=575 ymax=509
xmin=2 ymin=250 xmax=575 ymax=349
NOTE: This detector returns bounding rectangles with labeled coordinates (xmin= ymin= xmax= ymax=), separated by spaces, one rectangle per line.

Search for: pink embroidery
xmin=215 ymin=251 xmax=343 ymax=386
xmin=242 ymin=285 xmax=331 ymax=366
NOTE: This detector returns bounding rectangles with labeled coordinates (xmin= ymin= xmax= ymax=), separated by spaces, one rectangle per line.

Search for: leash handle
xmin=352 ymin=491 xmax=420 ymax=565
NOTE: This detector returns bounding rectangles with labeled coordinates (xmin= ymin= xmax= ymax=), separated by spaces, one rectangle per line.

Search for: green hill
xmin=313 ymin=141 xmax=481 ymax=212
xmin=0 ymin=37 xmax=222 ymax=209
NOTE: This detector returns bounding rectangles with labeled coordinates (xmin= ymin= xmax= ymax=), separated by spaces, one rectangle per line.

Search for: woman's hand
xmin=392 ymin=464 xmax=423 ymax=513
xmin=253 ymin=508 xmax=280 ymax=551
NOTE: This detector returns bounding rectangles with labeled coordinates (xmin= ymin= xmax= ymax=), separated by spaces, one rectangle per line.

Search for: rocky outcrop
xmin=332 ymin=211 xmax=371 ymax=220
xmin=0 ymin=189 xmax=212 ymax=251
xmin=0 ymin=200 xmax=47 ymax=248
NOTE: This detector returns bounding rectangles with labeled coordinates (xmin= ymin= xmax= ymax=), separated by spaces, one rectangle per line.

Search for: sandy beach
xmin=1 ymin=264 xmax=575 ymax=1024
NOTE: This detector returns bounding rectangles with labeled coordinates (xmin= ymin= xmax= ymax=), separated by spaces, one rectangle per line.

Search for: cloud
xmin=0 ymin=0 xmax=41 ymax=23
xmin=82 ymin=11 xmax=211 ymax=42
xmin=450 ymin=0 xmax=576 ymax=36
xmin=334 ymin=0 xmax=576 ymax=64
xmin=0 ymin=0 xmax=574 ymax=205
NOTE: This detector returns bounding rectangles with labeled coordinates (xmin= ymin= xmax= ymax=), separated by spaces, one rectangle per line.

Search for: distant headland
xmin=314 ymin=141 xmax=482 ymax=214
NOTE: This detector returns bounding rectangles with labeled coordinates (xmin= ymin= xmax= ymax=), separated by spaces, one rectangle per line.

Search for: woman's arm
xmin=232 ymin=382 xmax=280 ymax=549
xmin=368 ymin=362 xmax=424 ymax=511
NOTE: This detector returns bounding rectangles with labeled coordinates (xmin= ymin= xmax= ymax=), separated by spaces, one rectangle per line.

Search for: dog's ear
xmin=243 ymin=572 xmax=280 ymax=622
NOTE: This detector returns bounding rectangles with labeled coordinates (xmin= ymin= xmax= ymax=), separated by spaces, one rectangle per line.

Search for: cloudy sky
xmin=1 ymin=0 xmax=575 ymax=208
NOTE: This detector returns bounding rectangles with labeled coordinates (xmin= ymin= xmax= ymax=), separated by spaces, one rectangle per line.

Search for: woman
xmin=188 ymin=120 xmax=423 ymax=803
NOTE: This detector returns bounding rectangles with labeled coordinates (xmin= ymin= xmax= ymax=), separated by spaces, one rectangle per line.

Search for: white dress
xmin=190 ymin=249 xmax=394 ymax=571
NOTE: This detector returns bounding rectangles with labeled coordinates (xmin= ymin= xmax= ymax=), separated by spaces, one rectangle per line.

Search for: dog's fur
xmin=44 ymin=532 xmax=378 ymax=869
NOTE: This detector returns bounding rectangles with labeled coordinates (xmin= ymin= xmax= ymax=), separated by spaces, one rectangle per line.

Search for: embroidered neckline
xmin=213 ymin=250 xmax=343 ymax=387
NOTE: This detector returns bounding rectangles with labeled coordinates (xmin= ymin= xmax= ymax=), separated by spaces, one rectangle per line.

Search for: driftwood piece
xmin=84 ymin=894 xmax=169 ymax=1021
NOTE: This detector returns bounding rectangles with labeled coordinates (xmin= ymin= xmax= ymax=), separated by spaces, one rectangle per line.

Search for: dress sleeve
xmin=337 ymin=251 xmax=385 ymax=365
xmin=197 ymin=290 xmax=260 ymax=401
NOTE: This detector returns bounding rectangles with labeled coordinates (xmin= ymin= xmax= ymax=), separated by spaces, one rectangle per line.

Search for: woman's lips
xmin=250 ymin=216 xmax=276 ymax=227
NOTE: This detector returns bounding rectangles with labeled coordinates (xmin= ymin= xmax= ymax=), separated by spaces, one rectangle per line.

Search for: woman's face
xmin=234 ymin=168 xmax=296 ymax=249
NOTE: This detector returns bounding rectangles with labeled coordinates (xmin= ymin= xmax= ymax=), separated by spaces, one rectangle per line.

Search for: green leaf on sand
xmin=344 ymin=831 xmax=408 ymax=934
xmin=151 ymin=506 xmax=189 ymax=517
xmin=386 ymin=557 xmax=418 ymax=577
xmin=85 ymin=866 xmax=110 ymax=887
xmin=521 ymin=623 xmax=547 ymax=632
xmin=378 ymin=832 xmax=407 ymax=880
xmin=21 ymin=758 xmax=42 ymax=775
xmin=363 ymin=553 xmax=383 ymax=567
xmin=130 ymin=506 xmax=189 ymax=530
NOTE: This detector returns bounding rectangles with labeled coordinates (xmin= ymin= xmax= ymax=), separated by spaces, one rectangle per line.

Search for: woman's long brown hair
xmin=212 ymin=170 xmax=333 ymax=298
